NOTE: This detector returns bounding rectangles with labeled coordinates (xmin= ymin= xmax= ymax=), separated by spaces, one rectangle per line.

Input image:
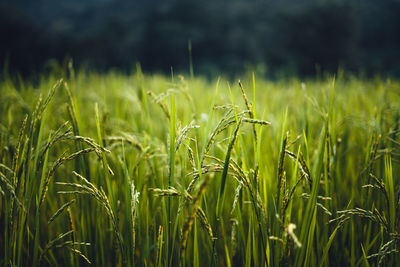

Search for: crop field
xmin=0 ymin=68 xmax=399 ymax=266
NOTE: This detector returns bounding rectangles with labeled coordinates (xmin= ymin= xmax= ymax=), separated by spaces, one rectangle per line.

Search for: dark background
xmin=1 ymin=0 xmax=400 ymax=77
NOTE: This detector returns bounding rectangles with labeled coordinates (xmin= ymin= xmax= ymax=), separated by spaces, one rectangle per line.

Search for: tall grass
xmin=0 ymin=68 xmax=399 ymax=266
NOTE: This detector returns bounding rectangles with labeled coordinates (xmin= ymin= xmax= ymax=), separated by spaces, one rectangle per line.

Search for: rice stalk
xmin=38 ymin=230 xmax=74 ymax=264
xmin=48 ymin=199 xmax=76 ymax=224
xmin=156 ymin=226 xmax=164 ymax=267
xmin=57 ymin=171 xmax=126 ymax=264
xmin=216 ymin=116 xmax=243 ymax=216
xmin=147 ymin=91 xmax=171 ymax=120
xmin=180 ymin=162 xmax=216 ymax=266
xmin=38 ymin=148 xmax=96 ymax=209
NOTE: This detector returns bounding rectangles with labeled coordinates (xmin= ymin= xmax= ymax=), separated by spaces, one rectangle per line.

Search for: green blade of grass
xmin=319 ymin=221 xmax=343 ymax=267
xmin=384 ymin=154 xmax=395 ymax=232
xmin=33 ymin=132 xmax=51 ymax=267
xmin=295 ymin=124 xmax=326 ymax=267
xmin=167 ymin=92 xmax=176 ymax=266
xmin=360 ymin=244 xmax=371 ymax=267
xmin=216 ymin=117 xmax=242 ymax=217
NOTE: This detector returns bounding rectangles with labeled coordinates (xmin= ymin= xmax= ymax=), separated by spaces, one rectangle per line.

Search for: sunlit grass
xmin=0 ymin=68 xmax=399 ymax=266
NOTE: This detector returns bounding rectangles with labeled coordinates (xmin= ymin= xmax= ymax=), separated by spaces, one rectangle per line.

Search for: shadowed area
xmin=1 ymin=0 xmax=400 ymax=76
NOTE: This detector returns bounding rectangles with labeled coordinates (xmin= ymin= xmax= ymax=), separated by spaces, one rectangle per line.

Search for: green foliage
xmin=0 ymin=70 xmax=400 ymax=266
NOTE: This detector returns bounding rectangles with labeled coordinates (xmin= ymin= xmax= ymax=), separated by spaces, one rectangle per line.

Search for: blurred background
xmin=1 ymin=0 xmax=400 ymax=77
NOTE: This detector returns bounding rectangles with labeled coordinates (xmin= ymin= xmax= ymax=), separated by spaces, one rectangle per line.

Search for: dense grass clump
xmin=0 ymin=69 xmax=399 ymax=266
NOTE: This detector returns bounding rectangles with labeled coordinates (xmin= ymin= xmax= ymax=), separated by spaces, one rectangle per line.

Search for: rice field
xmin=0 ymin=67 xmax=399 ymax=266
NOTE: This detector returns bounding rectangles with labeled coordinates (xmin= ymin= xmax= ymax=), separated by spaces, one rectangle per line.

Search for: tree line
xmin=1 ymin=0 xmax=399 ymax=77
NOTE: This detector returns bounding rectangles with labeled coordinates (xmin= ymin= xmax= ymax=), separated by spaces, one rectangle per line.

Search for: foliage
xmin=0 ymin=68 xmax=400 ymax=266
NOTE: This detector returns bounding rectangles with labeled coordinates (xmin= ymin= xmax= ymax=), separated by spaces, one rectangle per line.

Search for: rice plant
xmin=0 ymin=68 xmax=399 ymax=266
